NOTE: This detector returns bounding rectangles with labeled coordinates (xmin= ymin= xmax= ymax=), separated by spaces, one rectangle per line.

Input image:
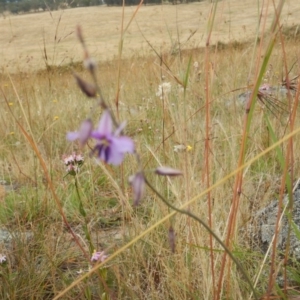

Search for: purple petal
xmin=97 ymin=110 xmax=113 ymax=135
xmin=106 ymin=147 xmax=125 ymax=165
xmin=103 ymin=145 xmax=111 ymax=163
xmin=78 ymin=119 xmax=93 ymax=146
xmin=94 ymin=143 xmax=123 ymax=165
xmin=67 ymin=131 xmax=79 ymax=141
xmin=90 ymin=131 xmax=104 ymax=140
xmin=94 ymin=144 xmax=109 ymax=163
xmin=111 ymin=136 xmax=135 ymax=153
xmin=67 ymin=119 xmax=93 ymax=146
xmin=102 ymin=137 xmax=134 ymax=165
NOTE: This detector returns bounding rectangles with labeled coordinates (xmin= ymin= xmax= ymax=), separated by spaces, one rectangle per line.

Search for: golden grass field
xmin=1 ymin=0 xmax=300 ymax=72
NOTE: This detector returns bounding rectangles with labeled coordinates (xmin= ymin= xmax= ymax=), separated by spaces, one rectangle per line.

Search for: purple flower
xmin=63 ymin=153 xmax=84 ymax=166
xmin=68 ymin=110 xmax=134 ymax=166
xmin=62 ymin=153 xmax=84 ymax=176
xmin=66 ymin=164 xmax=79 ymax=176
xmin=91 ymin=250 xmax=108 ymax=262
xmin=91 ymin=111 xmax=134 ymax=165
xmin=258 ymin=83 xmax=275 ymax=95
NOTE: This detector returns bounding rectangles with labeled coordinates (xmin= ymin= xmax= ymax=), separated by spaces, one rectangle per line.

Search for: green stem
xmin=74 ymin=177 xmax=94 ymax=253
xmin=144 ymin=177 xmax=259 ymax=300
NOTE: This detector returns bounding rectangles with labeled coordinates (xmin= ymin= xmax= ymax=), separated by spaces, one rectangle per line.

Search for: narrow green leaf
xmin=291 ymin=221 xmax=300 ymax=241
xmin=183 ymin=56 xmax=192 ymax=91
xmin=264 ymin=113 xmax=292 ymax=197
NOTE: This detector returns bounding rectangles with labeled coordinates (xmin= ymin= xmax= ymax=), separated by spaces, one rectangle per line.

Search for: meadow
xmin=1 ymin=0 xmax=300 ymax=299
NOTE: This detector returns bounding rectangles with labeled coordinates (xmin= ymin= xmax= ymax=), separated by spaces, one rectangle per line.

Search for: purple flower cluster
xmin=67 ymin=110 xmax=135 ymax=166
xmin=91 ymin=250 xmax=108 ymax=263
xmin=63 ymin=153 xmax=84 ymax=176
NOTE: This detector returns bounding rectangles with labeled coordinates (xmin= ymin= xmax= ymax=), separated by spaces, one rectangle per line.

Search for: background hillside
xmin=1 ymin=0 xmax=300 ymax=73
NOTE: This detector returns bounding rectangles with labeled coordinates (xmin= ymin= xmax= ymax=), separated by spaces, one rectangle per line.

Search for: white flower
xmin=0 ymin=254 xmax=7 ymax=264
xmin=156 ymin=82 xmax=171 ymax=99
xmin=174 ymin=144 xmax=186 ymax=152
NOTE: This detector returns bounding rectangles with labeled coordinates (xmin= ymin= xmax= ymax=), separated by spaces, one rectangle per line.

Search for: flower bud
xmin=129 ymin=172 xmax=145 ymax=206
xmin=84 ymin=58 xmax=97 ymax=73
xmin=168 ymin=226 xmax=176 ymax=253
xmin=74 ymin=73 xmax=96 ymax=98
xmin=155 ymin=166 xmax=182 ymax=176
xmin=76 ymin=25 xmax=84 ymax=45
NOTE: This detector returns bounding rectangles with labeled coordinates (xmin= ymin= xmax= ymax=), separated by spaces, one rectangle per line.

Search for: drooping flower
xmin=155 ymin=166 xmax=183 ymax=176
xmin=68 ymin=110 xmax=134 ymax=166
xmin=74 ymin=73 xmax=97 ymax=98
xmin=129 ymin=172 xmax=145 ymax=206
xmin=168 ymin=226 xmax=176 ymax=253
xmin=91 ymin=250 xmax=108 ymax=263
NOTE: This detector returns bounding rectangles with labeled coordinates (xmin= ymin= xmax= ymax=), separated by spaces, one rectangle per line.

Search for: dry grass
xmin=1 ymin=0 xmax=300 ymax=299
xmin=1 ymin=0 xmax=300 ymax=72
